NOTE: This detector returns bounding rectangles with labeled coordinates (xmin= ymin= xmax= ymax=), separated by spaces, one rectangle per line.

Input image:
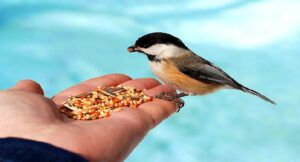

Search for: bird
xmin=127 ymin=32 xmax=276 ymax=109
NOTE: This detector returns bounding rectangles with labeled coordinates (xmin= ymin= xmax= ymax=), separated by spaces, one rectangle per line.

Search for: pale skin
xmin=0 ymin=74 xmax=178 ymax=162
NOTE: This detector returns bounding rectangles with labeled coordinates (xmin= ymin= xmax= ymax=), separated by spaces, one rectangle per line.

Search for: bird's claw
xmin=153 ymin=92 xmax=185 ymax=112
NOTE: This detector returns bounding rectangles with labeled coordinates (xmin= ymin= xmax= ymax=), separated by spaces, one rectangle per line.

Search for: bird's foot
xmin=153 ymin=92 xmax=187 ymax=112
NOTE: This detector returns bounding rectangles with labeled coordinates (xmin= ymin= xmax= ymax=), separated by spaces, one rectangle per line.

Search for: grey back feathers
xmin=172 ymin=53 xmax=276 ymax=104
xmin=172 ymin=53 xmax=242 ymax=89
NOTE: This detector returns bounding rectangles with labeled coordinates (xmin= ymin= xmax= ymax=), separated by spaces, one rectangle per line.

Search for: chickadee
xmin=127 ymin=32 xmax=276 ymax=109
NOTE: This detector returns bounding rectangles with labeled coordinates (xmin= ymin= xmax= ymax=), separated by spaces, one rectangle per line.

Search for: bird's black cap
xmin=135 ymin=32 xmax=189 ymax=49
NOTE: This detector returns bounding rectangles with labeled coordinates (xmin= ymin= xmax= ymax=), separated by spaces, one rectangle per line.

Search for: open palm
xmin=0 ymin=74 xmax=178 ymax=161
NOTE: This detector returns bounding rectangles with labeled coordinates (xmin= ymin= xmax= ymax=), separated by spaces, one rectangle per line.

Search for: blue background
xmin=1 ymin=0 xmax=300 ymax=161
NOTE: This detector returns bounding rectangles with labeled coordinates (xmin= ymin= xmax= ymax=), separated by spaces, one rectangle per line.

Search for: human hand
xmin=0 ymin=74 xmax=178 ymax=161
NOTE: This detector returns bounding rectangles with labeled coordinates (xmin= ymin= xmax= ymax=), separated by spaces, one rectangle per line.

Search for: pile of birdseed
xmin=59 ymin=85 xmax=153 ymax=120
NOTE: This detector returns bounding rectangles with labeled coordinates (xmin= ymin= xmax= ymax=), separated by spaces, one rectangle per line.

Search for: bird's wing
xmin=174 ymin=54 xmax=242 ymax=89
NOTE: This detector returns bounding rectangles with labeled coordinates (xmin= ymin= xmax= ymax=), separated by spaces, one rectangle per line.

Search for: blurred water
xmin=1 ymin=0 xmax=300 ymax=161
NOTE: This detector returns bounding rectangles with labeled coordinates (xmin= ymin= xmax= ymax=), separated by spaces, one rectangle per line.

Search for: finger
xmin=140 ymin=84 xmax=178 ymax=127
xmin=81 ymin=73 xmax=132 ymax=87
xmin=52 ymin=74 xmax=132 ymax=106
xmin=121 ymin=80 xmax=177 ymax=128
xmin=120 ymin=78 xmax=161 ymax=90
xmin=10 ymin=80 xmax=44 ymax=95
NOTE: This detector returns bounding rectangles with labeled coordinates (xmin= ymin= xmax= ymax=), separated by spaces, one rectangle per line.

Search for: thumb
xmin=11 ymin=80 xmax=44 ymax=95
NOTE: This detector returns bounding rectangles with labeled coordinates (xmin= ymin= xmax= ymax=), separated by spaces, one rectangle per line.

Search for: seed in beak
xmin=127 ymin=45 xmax=136 ymax=52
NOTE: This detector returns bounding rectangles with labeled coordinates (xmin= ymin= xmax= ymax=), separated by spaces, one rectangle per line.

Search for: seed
xmin=124 ymin=100 xmax=129 ymax=106
xmin=114 ymin=107 xmax=122 ymax=112
xmin=114 ymin=98 xmax=121 ymax=103
xmin=103 ymin=111 xmax=110 ymax=117
xmin=89 ymin=108 xmax=95 ymax=113
xmin=130 ymin=104 xmax=137 ymax=108
xmin=109 ymin=100 xmax=114 ymax=106
xmin=82 ymin=101 xmax=92 ymax=106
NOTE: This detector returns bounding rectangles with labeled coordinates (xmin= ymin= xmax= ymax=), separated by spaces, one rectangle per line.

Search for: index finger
xmin=140 ymin=84 xmax=178 ymax=127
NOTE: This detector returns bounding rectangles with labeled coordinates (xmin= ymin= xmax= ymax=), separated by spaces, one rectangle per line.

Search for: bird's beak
xmin=127 ymin=45 xmax=137 ymax=52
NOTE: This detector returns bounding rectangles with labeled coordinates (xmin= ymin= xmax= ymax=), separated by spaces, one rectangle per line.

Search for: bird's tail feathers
xmin=240 ymin=86 xmax=276 ymax=105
